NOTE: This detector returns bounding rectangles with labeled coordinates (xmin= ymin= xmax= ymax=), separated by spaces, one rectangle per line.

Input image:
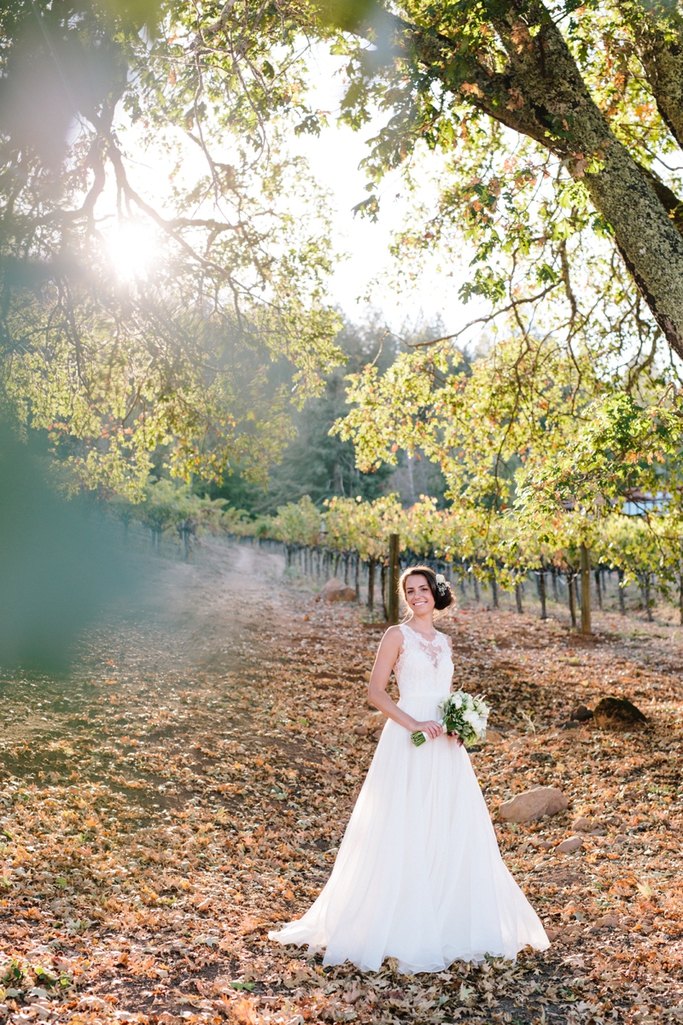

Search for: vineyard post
xmin=538 ymin=564 xmax=547 ymax=620
xmin=355 ymin=555 xmax=360 ymax=603
xmin=594 ymin=568 xmax=603 ymax=609
xmin=515 ymin=581 xmax=523 ymax=614
xmin=568 ymin=570 xmax=577 ymax=628
xmin=580 ymin=544 xmax=591 ymax=634
xmin=618 ymin=568 xmax=626 ymax=614
xmin=490 ymin=570 xmax=499 ymax=609
xmin=388 ymin=534 xmax=400 ymax=624
xmin=642 ymin=572 xmax=654 ymax=622
xmin=368 ymin=558 xmax=375 ymax=616
xmin=319 ymin=518 xmax=327 ymax=582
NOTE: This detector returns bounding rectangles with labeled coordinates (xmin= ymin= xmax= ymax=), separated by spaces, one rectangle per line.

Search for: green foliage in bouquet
xmin=412 ymin=691 xmax=490 ymax=748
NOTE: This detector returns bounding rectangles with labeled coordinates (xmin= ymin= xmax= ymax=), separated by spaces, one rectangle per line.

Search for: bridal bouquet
xmin=412 ymin=691 xmax=490 ymax=748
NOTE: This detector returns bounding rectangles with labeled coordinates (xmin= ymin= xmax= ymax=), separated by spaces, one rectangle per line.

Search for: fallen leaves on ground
xmin=1 ymin=540 xmax=683 ymax=1024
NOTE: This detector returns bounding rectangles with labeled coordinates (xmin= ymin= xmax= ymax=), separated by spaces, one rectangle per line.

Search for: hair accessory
xmin=435 ymin=573 xmax=448 ymax=595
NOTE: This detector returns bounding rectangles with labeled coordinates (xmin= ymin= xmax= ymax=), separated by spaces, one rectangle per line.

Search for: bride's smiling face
xmin=404 ymin=574 xmax=435 ymax=616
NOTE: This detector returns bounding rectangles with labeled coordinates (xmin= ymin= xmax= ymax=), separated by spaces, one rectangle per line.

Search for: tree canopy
xmin=0 ymin=0 xmax=341 ymax=496
xmin=5 ymin=0 xmax=683 ymax=510
xmin=191 ymin=0 xmax=683 ymax=361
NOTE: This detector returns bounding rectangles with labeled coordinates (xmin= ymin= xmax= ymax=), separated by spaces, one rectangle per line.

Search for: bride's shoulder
xmin=377 ymin=625 xmax=404 ymax=658
xmin=436 ymin=629 xmax=453 ymax=648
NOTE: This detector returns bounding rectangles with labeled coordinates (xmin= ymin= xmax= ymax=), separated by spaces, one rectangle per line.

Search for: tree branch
xmin=632 ymin=4 xmax=683 ymax=151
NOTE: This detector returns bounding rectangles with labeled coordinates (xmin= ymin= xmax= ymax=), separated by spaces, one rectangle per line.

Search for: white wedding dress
xmin=269 ymin=623 xmax=549 ymax=974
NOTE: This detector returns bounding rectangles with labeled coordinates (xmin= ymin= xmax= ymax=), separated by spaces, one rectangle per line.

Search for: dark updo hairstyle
xmin=399 ymin=565 xmax=456 ymax=614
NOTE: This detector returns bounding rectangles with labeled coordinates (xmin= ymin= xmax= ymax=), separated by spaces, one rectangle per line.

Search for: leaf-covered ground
xmin=1 ymin=540 xmax=683 ymax=1025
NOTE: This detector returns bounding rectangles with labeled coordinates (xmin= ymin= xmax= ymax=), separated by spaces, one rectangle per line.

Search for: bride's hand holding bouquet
xmin=412 ymin=691 xmax=490 ymax=748
xmin=411 ymin=718 xmax=449 ymax=742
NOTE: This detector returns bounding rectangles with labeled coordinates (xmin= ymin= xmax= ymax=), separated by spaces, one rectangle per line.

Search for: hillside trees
xmin=202 ymin=317 xmax=447 ymax=513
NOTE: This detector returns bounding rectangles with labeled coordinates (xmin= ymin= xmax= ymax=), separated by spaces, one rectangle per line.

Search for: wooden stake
xmin=539 ymin=566 xmax=547 ymax=620
xmin=568 ymin=570 xmax=577 ymax=629
xmin=388 ymin=533 xmax=400 ymax=624
xmin=580 ymin=544 xmax=591 ymax=634
xmin=368 ymin=558 xmax=375 ymax=615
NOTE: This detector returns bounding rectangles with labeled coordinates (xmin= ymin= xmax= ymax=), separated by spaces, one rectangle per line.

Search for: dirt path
xmin=1 ymin=538 xmax=683 ymax=1024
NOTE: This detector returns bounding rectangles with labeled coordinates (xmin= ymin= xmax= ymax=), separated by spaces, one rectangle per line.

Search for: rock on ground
xmin=556 ymin=835 xmax=583 ymax=853
xmin=319 ymin=577 xmax=357 ymax=602
xmin=593 ymin=695 xmax=647 ymax=729
xmin=498 ymin=785 xmax=569 ymax=823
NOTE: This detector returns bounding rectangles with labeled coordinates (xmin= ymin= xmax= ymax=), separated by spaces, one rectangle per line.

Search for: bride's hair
xmin=399 ymin=566 xmax=456 ymax=613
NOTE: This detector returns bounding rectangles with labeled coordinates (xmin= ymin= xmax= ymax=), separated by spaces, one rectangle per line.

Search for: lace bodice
xmin=395 ymin=623 xmax=453 ymax=699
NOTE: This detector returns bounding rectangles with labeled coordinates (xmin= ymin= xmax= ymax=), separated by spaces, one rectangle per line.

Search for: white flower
xmin=436 ymin=573 xmax=445 ymax=584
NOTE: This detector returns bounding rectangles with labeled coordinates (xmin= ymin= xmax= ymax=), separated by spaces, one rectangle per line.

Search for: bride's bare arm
xmin=367 ymin=628 xmax=443 ymax=739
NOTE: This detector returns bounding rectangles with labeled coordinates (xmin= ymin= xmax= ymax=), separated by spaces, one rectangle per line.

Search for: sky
xmin=289 ymin=47 xmax=480 ymax=336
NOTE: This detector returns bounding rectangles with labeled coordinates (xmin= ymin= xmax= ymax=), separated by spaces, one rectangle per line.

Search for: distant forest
xmin=202 ymin=317 xmax=448 ymax=516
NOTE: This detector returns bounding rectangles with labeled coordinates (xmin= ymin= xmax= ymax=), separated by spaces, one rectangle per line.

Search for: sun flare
xmin=106 ymin=219 xmax=159 ymax=281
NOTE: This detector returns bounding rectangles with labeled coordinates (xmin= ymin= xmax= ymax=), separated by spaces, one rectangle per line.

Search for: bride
xmin=269 ymin=566 xmax=549 ymax=973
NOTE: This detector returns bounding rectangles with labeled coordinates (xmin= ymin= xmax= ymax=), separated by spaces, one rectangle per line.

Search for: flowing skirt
xmin=269 ymin=695 xmax=549 ymax=974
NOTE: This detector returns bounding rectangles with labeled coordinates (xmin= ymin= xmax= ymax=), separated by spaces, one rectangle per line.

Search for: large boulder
xmin=319 ymin=578 xmax=356 ymax=602
xmin=593 ymin=696 xmax=647 ymax=730
xmin=498 ymin=786 xmax=569 ymax=823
